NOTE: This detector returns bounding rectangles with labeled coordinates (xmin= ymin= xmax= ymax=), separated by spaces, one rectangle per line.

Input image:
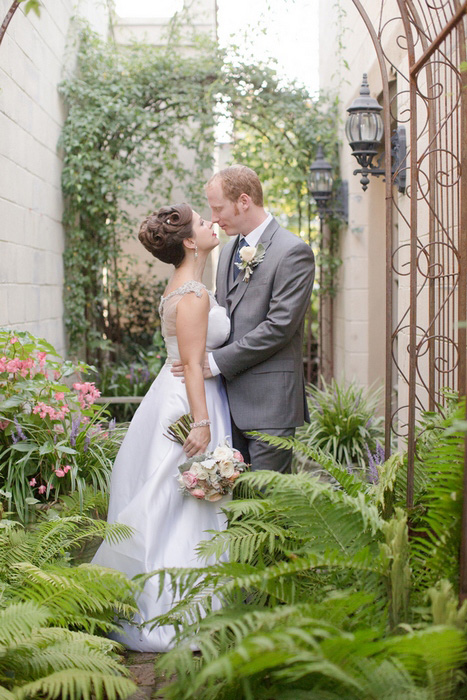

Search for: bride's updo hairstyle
xmin=138 ymin=203 xmax=193 ymax=268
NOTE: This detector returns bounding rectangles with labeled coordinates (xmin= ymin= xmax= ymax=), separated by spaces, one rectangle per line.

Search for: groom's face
xmin=206 ymin=181 xmax=244 ymax=237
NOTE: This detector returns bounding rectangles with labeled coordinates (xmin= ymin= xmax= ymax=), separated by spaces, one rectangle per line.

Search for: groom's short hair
xmin=208 ymin=165 xmax=264 ymax=207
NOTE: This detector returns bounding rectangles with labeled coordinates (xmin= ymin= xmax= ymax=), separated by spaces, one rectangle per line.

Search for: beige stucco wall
xmin=319 ymin=0 xmax=404 ymax=403
xmin=0 ymin=0 xmax=109 ymax=355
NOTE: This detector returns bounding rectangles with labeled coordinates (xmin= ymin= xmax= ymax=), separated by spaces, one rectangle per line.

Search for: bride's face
xmin=191 ymin=211 xmax=219 ymax=252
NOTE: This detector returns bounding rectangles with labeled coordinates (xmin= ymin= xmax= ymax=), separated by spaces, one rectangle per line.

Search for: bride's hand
xmin=171 ymin=354 xmax=213 ymax=381
xmin=183 ymin=426 xmax=211 ymax=457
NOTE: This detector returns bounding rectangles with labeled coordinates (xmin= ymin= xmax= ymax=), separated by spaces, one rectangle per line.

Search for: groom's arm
xmin=212 ymin=243 xmax=315 ymax=381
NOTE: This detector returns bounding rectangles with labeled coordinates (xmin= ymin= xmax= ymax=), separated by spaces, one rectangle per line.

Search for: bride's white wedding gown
xmin=92 ymin=280 xmax=231 ymax=652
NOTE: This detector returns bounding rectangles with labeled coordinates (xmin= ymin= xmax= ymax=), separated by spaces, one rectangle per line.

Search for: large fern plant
xmin=0 ymin=514 xmax=139 ymax=698
xmin=0 ymin=601 xmax=136 ymax=699
xmin=146 ymin=408 xmax=467 ymax=700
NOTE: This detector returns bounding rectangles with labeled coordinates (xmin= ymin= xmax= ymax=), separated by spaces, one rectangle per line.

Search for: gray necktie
xmin=233 ymin=238 xmax=248 ymax=280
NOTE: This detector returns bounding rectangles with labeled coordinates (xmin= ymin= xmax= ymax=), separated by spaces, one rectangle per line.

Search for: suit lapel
xmin=228 ymin=218 xmax=280 ymax=317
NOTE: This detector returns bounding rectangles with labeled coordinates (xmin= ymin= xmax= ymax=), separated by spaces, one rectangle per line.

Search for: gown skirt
xmin=92 ymin=362 xmax=232 ymax=651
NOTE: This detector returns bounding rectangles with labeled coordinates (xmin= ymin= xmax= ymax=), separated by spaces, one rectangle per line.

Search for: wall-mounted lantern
xmin=309 ymin=144 xmax=348 ymax=223
xmin=345 ymin=73 xmax=406 ymax=193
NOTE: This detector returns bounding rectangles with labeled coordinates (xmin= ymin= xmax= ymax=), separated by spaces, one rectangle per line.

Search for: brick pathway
xmin=124 ymin=652 xmax=171 ymax=699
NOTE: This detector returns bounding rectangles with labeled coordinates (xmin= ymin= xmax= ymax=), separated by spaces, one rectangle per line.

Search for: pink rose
xmin=29 ymin=477 xmax=36 ymax=486
xmin=182 ymin=471 xmax=198 ymax=488
xmin=38 ymin=485 xmax=46 ymax=494
xmin=233 ymin=450 xmax=244 ymax=462
xmin=191 ymin=488 xmax=205 ymax=499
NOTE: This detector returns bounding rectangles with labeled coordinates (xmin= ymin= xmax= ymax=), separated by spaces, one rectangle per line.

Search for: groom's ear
xmin=238 ymin=193 xmax=251 ymax=210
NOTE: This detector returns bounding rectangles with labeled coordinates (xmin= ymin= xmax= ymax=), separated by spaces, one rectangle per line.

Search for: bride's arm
xmin=176 ymin=290 xmax=211 ymax=457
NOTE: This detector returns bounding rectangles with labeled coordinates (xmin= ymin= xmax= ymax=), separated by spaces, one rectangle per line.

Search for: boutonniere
xmin=235 ymin=244 xmax=266 ymax=282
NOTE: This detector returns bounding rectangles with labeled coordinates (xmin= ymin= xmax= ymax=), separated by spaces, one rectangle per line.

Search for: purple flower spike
xmin=365 ymin=442 xmax=384 ymax=484
xmin=13 ymin=415 xmax=26 ymax=441
xmin=83 ymin=435 xmax=90 ymax=452
xmin=70 ymin=416 xmax=80 ymax=447
xmin=108 ymin=418 xmax=116 ymax=432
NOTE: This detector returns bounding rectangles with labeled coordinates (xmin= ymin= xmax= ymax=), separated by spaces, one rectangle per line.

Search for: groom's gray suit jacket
xmin=212 ymin=217 xmax=315 ymax=431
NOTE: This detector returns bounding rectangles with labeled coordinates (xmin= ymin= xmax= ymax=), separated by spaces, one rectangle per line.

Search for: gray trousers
xmin=231 ymin=419 xmax=295 ymax=474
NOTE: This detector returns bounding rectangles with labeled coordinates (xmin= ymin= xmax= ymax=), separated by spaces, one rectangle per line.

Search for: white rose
xmin=213 ymin=445 xmax=235 ymax=462
xmin=219 ymin=460 xmax=235 ymax=478
xmin=200 ymin=458 xmax=216 ymax=471
xmin=190 ymin=463 xmax=208 ymax=479
xmin=239 ymin=246 xmax=257 ymax=263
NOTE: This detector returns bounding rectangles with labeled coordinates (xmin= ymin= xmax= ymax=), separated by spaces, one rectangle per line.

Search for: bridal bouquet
xmin=166 ymin=414 xmax=249 ymax=501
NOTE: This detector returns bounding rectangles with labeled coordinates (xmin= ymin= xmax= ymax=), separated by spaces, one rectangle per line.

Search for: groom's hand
xmin=171 ymin=353 xmax=213 ymax=381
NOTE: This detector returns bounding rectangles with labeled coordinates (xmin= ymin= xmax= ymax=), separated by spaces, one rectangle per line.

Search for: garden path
xmin=124 ymin=652 xmax=170 ymax=699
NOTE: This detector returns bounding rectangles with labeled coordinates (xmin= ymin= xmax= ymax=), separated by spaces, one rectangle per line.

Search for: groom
xmin=177 ymin=165 xmax=315 ymax=472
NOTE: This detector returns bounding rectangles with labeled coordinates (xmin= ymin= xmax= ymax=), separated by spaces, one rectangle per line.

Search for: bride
xmin=93 ymin=203 xmax=231 ymax=652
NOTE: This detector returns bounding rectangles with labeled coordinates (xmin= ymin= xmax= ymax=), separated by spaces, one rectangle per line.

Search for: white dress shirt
xmin=208 ymin=213 xmax=273 ymax=377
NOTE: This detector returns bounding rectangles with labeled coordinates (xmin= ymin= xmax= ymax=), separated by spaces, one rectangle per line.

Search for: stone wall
xmin=0 ymin=0 xmax=109 ymax=355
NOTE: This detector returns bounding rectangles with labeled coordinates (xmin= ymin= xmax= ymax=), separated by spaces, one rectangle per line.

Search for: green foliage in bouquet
xmin=145 ymin=402 xmax=467 ymax=700
xmin=0 ymin=329 xmax=126 ymax=522
xmin=0 ymin=514 xmax=138 ymax=699
xmin=297 ymin=378 xmax=385 ymax=471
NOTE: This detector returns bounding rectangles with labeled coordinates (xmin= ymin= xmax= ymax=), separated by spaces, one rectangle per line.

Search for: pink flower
xmin=54 ymin=424 xmax=65 ymax=434
xmin=54 ymin=469 xmax=65 ymax=477
xmin=182 ymin=471 xmax=198 ymax=488
xmin=54 ymin=370 xmax=61 ymax=380
xmin=191 ymin=488 xmax=205 ymax=499
xmin=55 ymin=392 xmax=65 ymax=400
xmin=10 ymin=336 xmax=19 ymax=344
xmin=233 ymin=450 xmax=244 ymax=462
xmin=63 ymin=465 xmax=71 ymax=474
xmin=73 ymin=381 xmax=101 ymax=408
xmin=38 ymin=485 xmax=46 ymax=494
xmin=0 ymin=420 xmax=9 ymax=430
xmin=37 ymin=351 xmax=47 ymax=366
xmin=29 ymin=477 xmax=37 ymax=486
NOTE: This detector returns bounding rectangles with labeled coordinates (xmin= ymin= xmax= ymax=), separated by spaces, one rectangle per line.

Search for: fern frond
xmin=251 ymin=431 xmax=368 ymax=497
xmin=0 ymin=601 xmax=49 ymax=646
xmin=13 ymin=670 xmax=136 ymax=700
xmin=10 ymin=562 xmax=137 ymax=632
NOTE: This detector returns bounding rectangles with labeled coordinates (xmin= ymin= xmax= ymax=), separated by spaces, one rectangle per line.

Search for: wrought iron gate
xmin=351 ymin=0 xmax=467 ymax=593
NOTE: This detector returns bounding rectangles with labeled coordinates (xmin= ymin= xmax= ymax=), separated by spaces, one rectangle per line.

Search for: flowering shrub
xmin=0 ymin=329 xmax=124 ymax=522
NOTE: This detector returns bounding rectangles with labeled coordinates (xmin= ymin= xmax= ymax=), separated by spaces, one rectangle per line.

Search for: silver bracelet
xmin=190 ymin=419 xmax=211 ymax=429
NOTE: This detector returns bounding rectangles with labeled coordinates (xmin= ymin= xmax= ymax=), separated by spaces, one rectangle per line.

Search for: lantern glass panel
xmin=310 ymin=169 xmax=333 ymax=194
xmin=345 ymin=111 xmax=384 ymax=145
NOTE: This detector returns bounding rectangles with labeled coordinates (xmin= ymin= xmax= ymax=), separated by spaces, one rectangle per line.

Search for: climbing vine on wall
xmin=60 ymin=27 xmax=221 ymax=363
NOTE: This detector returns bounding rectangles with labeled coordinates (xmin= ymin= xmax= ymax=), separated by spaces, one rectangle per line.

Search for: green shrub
xmin=0 ymin=329 xmax=126 ymax=522
xmin=297 ymin=378 xmax=384 ymax=472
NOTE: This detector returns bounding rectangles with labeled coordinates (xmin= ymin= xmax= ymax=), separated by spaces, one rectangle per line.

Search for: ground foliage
xmin=0 ymin=513 xmax=138 ymax=699
xmin=146 ymin=402 xmax=467 ymax=699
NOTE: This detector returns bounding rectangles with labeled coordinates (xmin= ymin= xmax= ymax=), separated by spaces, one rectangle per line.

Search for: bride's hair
xmin=138 ymin=203 xmax=193 ymax=267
